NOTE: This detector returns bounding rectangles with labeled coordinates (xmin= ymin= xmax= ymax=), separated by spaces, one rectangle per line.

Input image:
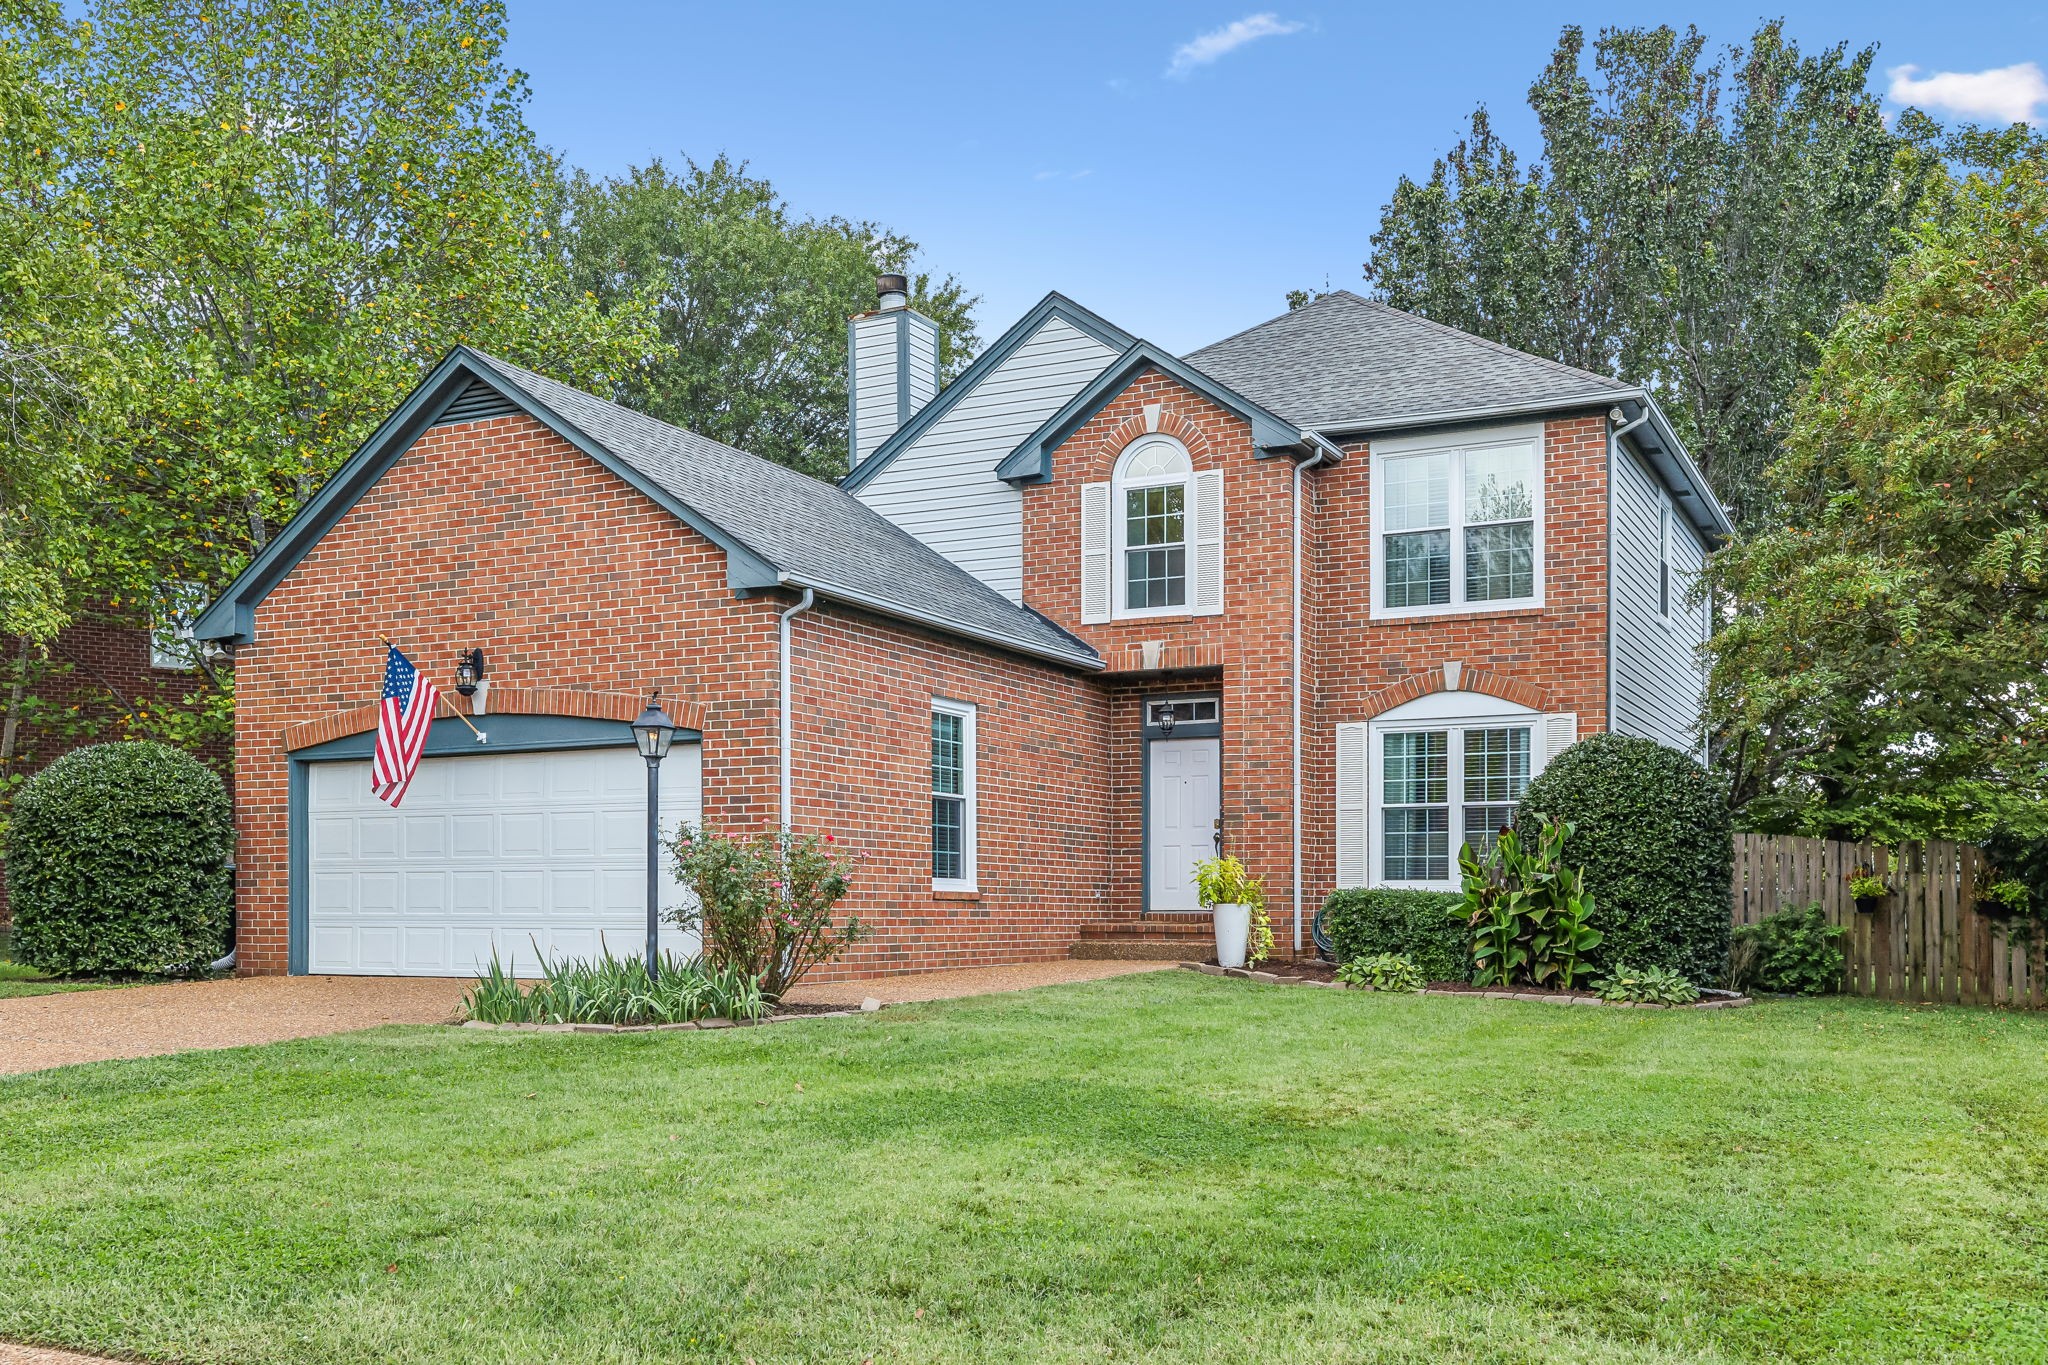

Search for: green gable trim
xmin=996 ymin=341 xmax=1311 ymax=486
xmin=839 ymin=291 xmax=1137 ymax=495
xmin=192 ymin=347 xmax=783 ymax=644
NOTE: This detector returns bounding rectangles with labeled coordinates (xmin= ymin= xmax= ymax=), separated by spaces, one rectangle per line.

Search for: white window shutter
xmin=1191 ymin=469 xmax=1224 ymax=615
xmin=1543 ymin=712 xmax=1579 ymax=765
xmin=1080 ymin=481 xmax=1111 ymax=624
xmin=1335 ymin=724 xmax=1368 ymax=888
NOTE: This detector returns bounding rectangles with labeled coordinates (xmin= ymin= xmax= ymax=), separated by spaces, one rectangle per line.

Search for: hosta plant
xmin=1594 ymin=963 xmax=1701 ymax=1006
xmin=1336 ymin=952 xmax=1425 ymax=993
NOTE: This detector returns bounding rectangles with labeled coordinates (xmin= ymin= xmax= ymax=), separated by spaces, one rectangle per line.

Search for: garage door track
xmin=0 ymin=975 xmax=469 ymax=1076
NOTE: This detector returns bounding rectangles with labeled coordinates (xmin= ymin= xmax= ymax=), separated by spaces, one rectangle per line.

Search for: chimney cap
xmin=876 ymin=273 xmax=909 ymax=309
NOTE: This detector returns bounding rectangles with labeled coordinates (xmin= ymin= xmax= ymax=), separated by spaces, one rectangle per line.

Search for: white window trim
xmin=151 ymin=579 xmax=205 ymax=671
xmin=931 ymin=698 xmax=978 ymax=893
xmin=1369 ymin=422 xmax=1545 ymax=621
xmin=1367 ymin=699 xmax=1546 ymax=893
xmin=1111 ymin=434 xmax=1194 ymax=621
xmin=1657 ymin=494 xmax=1675 ymax=626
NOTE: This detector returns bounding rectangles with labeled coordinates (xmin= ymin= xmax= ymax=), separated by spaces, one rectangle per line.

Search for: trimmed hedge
xmin=1321 ymin=888 xmax=1469 ymax=983
xmin=1515 ymin=734 xmax=1731 ymax=983
xmin=7 ymin=741 xmax=233 ymax=974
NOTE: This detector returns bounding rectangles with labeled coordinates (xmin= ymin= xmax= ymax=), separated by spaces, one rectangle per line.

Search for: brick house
xmin=192 ymin=280 xmax=1728 ymax=979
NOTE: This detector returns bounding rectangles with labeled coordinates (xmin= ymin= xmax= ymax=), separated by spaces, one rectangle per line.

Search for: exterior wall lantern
xmin=453 ymin=648 xmax=486 ymax=696
xmin=1150 ymin=701 xmax=1178 ymax=737
xmin=629 ymin=690 xmax=678 ymax=981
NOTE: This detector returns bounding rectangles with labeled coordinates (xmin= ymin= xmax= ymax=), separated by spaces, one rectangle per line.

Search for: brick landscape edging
xmin=1179 ymin=962 xmax=1753 ymax=1009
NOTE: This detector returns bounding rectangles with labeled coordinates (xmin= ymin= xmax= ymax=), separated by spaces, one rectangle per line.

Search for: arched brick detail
xmin=1358 ymin=663 xmax=1550 ymax=720
xmin=280 ymin=686 xmax=706 ymax=751
xmin=1093 ymin=400 xmax=1213 ymax=471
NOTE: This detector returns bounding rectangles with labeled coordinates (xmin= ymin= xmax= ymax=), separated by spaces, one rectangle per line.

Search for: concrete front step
xmin=1074 ymin=918 xmax=1213 ymax=939
xmin=1070 ymin=939 xmax=1208 ymax=961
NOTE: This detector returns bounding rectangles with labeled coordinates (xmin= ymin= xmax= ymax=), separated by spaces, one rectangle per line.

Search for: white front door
xmin=304 ymin=744 xmax=701 ymax=976
xmin=1149 ymin=736 xmax=1221 ymax=910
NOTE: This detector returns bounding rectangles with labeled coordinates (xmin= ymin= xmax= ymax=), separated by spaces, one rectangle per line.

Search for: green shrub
xmin=1516 ymin=734 xmax=1731 ymax=982
xmin=1321 ymin=888 xmax=1468 ymax=983
xmin=462 ymin=945 xmax=764 ymax=1025
xmin=1336 ymin=952 xmax=1425 ymax=992
xmin=669 ymin=825 xmax=865 ymax=999
xmin=1456 ymin=817 xmax=1603 ymax=990
xmin=1732 ymin=903 xmax=1845 ymax=996
xmin=7 ymin=741 xmax=232 ymax=974
xmin=1594 ymin=963 xmax=1701 ymax=1005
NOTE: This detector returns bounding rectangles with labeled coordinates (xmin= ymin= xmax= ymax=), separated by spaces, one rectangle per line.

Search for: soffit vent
xmin=433 ymin=377 xmax=519 ymax=426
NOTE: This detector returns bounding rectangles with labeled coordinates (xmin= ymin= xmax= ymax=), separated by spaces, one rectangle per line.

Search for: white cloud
xmin=1887 ymin=62 xmax=2048 ymax=125
xmin=1166 ymin=13 xmax=1305 ymax=78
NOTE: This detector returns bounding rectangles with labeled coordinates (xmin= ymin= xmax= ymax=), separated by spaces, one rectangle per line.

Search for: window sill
xmin=1370 ymin=602 xmax=1545 ymax=625
xmin=932 ymin=888 xmax=981 ymax=903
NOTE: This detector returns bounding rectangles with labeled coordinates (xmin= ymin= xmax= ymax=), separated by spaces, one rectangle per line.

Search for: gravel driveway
xmin=0 ymin=974 xmax=469 ymax=1075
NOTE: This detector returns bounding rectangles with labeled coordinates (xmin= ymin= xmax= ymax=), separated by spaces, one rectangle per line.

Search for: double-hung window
xmin=1374 ymin=720 xmax=1534 ymax=886
xmin=1657 ymin=496 xmax=1673 ymax=619
xmin=150 ymin=580 xmax=207 ymax=671
xmin=1115 ymin=436 xmax=1191 ymax=614
xmin=931 ymin=699 xmax=977 ymax=890
xmin=1373 ymin=426 xmax=1541 ymax=616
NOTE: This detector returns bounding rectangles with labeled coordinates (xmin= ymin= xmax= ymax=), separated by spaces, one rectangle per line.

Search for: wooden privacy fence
xmin=1731 ymin=834 xmax=2044 ymax=1007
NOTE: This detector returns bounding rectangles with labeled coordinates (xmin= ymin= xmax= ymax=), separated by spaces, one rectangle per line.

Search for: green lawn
xmin=0 ymin=927 xmax=125 ymax=998
xmin=3 ymin=973 xmax=2045 ymax=1364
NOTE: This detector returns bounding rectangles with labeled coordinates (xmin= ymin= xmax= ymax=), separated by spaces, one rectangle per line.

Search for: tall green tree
xmin=561 ymin=154 xmax=977 ymax=479
xmin=0 ymin=0 xmax=122 ymax=645
xmin=63 ymin=0 xmax=656 ymax=647
xmin=1704 ymin=138 xmax=2048 ymax=841
xmin=1365 ymin=22 xmax=1939 ymax=529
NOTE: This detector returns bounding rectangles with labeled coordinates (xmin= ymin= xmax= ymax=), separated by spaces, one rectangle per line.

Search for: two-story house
xmin=195 ymin=278 xmax=1728 ymax=979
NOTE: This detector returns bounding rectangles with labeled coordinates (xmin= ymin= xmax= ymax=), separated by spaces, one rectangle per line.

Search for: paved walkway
xmin=0 ymin=974 xmax=468 ymax=1076
xmin=0 ymin=1344 xmax=128 ymax=1365
xmin=0 ymin=959 xmax=1175 ymax=1077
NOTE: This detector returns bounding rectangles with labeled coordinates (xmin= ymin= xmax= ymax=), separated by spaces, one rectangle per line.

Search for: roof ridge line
xmin=1356 ymin=301 xmax=1629 ymax=392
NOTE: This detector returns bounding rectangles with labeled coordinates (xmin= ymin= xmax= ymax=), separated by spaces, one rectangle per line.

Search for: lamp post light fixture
xmin=629 ymin=690 xmax=678 ymax=981
xmin=453 ymin=648 xmax=486 ymax=697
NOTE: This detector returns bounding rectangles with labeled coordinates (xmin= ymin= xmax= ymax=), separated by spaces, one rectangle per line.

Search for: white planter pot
xmin=1211 ymin=903 xmax=1252 ymax=969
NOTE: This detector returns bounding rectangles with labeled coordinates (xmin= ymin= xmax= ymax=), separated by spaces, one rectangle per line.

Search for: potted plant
xmin=1193 ymin=855 xmax=1265 ymax=970
xmin=1846 ymin=865 xmax=1890 ymax=915
xmin=1980 ymin=876 xmax=2031 ymax=921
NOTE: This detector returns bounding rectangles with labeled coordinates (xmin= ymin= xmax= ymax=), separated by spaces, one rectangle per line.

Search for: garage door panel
xmin=305 ymin=743 xmax=702 ymax=975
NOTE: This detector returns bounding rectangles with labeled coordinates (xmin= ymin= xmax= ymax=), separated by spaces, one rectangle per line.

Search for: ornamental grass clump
xmin=462 ymin=945 xmax=764 ymax=1025
xmin=670 ymin=825 xmax=866 ymax=999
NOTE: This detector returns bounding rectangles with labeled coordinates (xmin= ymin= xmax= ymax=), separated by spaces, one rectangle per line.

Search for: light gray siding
xmin=849 ymin=311 xmax=941 ymax=465
xmin=855 ymin=315 xmax=1120 ymax=602
xmin=1609 ymin=439 xmax=1710 ymax=753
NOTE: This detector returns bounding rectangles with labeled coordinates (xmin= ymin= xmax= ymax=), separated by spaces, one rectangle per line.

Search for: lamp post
xmin=630 ymin=690 xmax=677 ymax=981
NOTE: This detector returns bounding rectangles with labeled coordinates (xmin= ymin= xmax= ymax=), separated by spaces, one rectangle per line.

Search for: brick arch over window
xmin=280 ymin=687 xmax=707 ymax=752
xmin=1091 ymin=405 xmax=1213 ymax=469
xmin=1359 ymin=663 xmax=1550 ymax=720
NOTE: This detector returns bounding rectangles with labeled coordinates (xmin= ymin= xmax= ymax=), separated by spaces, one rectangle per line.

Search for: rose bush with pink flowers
xmin=669 ymin=825 xmax=866 ymax=999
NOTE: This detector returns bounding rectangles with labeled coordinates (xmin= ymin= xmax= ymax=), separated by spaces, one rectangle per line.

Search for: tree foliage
xmin=1364 ymin=21 xmax=1938 ymax=529
xmin=561 ymin=154 xmax=978 ymax=479
xmin=1704 ymin=138 xmax=2048 ymax=841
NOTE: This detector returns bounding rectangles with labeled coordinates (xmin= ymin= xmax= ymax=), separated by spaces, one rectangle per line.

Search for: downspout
xmin=778 ymin=586 xmax=816 ymax=829
xmin=1292 ymin=437 xmax=1337 ymax=957
xmin=1607 ymin=406 xmax=1650 ymax=741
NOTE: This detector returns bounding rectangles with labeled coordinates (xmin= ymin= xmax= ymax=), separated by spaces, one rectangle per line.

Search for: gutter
xmin=779 ymin=587 xmax=816 ymax=829
xmin=778 ymin=573 xmax=1104 ymax=673
xmin=1606 ymin=406 xmax=1651 ymax=743
xmin=1291 ymin=439 xmax=1337 ymax=957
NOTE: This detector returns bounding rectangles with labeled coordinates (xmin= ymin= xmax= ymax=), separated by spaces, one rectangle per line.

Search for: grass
xmin=0 ymin=926 xmax=135 ymax=999
xmin=2 ymin=972 xmax=2046 ymax=1363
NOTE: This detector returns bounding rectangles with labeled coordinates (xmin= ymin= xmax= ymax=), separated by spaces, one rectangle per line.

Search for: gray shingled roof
xmin=1185 ymin=291 xmax=1632 ymax=432
xmin=465 ymin=351 xmax=1102 ymax=671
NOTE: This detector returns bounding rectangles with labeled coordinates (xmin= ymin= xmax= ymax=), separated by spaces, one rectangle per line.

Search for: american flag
xmin=371 ymin=645 xmax=438 ymax=807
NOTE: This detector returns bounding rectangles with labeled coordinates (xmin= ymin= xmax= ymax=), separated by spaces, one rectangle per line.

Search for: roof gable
xmin=995 ymin=340 xmax=1320 ymax=485
xmin=193 ymin=348 xmax=1103 ymax=670
xmin=839 ymin=292 xmax=1135 ymax=494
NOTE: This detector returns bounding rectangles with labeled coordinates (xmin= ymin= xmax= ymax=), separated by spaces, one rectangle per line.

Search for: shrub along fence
xmin=1731 ymin=833 xmax=2043 ymax=1007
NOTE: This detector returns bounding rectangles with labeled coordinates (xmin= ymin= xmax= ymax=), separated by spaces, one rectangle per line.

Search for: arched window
xmin=1113 ymin=435 xmax=1192 ymax=614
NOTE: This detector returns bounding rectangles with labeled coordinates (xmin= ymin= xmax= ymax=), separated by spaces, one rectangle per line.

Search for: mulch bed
xmin=1182 ymin=962 xmax=1752 ymax=1009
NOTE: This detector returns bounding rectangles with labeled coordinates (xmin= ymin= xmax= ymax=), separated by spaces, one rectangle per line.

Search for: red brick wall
xmin=1018 ymin=371 xmax=1613 ymax=947
xmin=233 ymin=409 xmax=1110 ymax=979
xmin=1019 ymin=371 xmax=1310 ymax=947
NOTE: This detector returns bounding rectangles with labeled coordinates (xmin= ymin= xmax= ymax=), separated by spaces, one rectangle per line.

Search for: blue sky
xmin=507 ymin=1 xmax=2047 ymax=353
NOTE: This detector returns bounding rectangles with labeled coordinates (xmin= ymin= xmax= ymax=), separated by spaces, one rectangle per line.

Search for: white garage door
xmin=305 ymin=744 xmax=701 ymax=976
